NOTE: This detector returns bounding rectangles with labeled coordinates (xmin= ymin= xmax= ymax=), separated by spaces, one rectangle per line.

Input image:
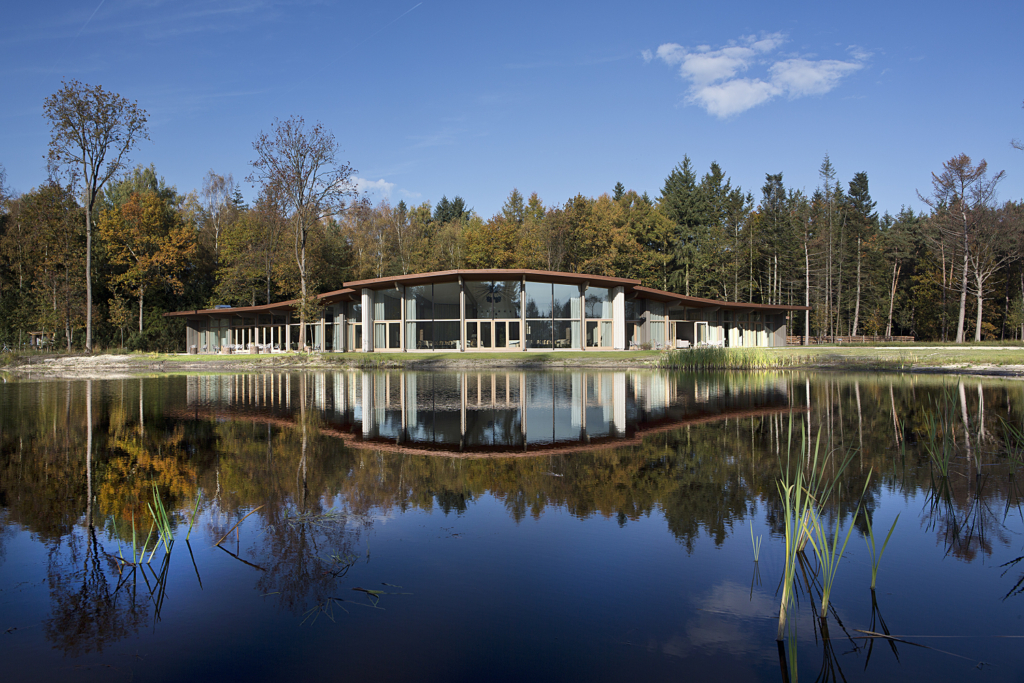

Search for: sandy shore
xmin=3 ymin=349 xmax=1024 ymax=379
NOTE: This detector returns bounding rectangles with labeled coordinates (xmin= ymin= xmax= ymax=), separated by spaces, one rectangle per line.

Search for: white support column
xmin=612 ymin=286 xmax=625 ymax=350
xmin=362 ymin=289 xmax=373 ymax=352
xmin=399 ymin=285 xmax=406 ymax=352
xmin=320 ymin=308 xmax=326 ymax=352
xmin=459 ymin=277 xmax=466 ymax=352
xmin=285 ymin=313 xmax=291 ymax=351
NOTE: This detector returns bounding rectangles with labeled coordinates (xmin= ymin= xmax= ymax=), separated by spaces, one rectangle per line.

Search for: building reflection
xmin=184 ymin=370 xmax=795 ymax=455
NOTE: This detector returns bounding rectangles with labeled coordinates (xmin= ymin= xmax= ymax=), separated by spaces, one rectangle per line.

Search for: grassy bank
xmin=2 ymin=344 xmax=1022 ymax=378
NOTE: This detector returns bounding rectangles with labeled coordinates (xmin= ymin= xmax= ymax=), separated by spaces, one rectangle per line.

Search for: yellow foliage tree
xmin=98 ymin=190 xmax=197 ymax=333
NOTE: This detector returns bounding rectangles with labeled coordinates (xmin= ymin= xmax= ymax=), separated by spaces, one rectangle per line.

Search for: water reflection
xmin=183 ymin=370 xmax=795 ymax=455
xmin=2 ymin=372 xmax=1024 ymax=681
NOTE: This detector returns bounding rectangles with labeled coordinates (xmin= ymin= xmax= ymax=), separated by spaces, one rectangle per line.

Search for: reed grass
xmin=922 ymin=388 xmax=958 ymax=478
xmin=147 ymin=483 xmax=175 ymax=555
xmin=864 ymin=511 xmax=899 ymax=591
xmin=776 ymin=420 xmax=855 ymax=639
xmin=776 ymin=421 xmax=813 ymax=641
xmin=750 ymin=522 xmax=762 ymax=562
xmin=659 ymin=347 xmax=797 ymax=370
xmin=1000 ymin=418 xmax=1024 ymax=468
xmin=805 ymin=473 xmax=871 ymax=618
xmin=186 ymin=491 xmax=201 ymax=541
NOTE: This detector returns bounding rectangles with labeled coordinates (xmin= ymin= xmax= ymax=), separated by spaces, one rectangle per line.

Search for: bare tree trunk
xmin=956 ymin=218 xmax=969 ymax=343
xmin=852 ymin=238 xmax=862 ymax=336
xmin=138 ymin=290 xmax=144 ymax=333
xmin=804 ymin=239 xmax=810 ymax=345
xmin=84 ymin=193 xmax=93 ymax=352
xmin=974 ymin=268 xmax=984 ymax=342
xmin=886 ymin=262 xmax=900 ymax=338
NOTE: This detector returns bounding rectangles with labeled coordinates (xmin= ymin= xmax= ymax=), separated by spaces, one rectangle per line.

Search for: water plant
xmin=805 ymin=473 xmax=871 ymax=618
xmin=750 ymin=522 xmax=762 ymax=562
xmin=921 ymin=387 xmax=959 ymax=479
xmin=776 ymin=420 xmax=854 ymax=639
xmin=147 ymin=483 xmax=175 ymax=555
xmin=864 ymin=510 xmax=900 ymax=591
xmin=659 ymin=347 xmax=796 ymax=370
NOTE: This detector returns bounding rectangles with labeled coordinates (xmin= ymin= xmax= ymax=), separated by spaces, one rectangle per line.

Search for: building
xmin=165 ymin=269 xmax=806 ymax=353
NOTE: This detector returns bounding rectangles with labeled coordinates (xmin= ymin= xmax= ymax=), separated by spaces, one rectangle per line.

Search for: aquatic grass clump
xmin=750 ymin=522 xmax=762 ymax=562
xmin=659 ymin=347 xmax=796 ymax=370
xmin=805 ymin=474 xmax=872 ymax=618
xmin=776 ymin=420 xmax=855 ymax=639
xmin=147 ymin=483 xmax=175 ymax=555
xmin=922 ymin=388 xmax=959 ymax=478
xmin=999 ymin=418 xmax=1024 ymax=468
xmin=864 ymin=511 xmax=899 ymax=591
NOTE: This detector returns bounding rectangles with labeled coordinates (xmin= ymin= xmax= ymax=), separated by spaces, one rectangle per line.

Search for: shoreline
xmin=2 ymin=348 xmax=1024 ymax=379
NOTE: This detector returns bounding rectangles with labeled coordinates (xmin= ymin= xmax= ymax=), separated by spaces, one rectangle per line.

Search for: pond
xmin=1 ymin=370 xmax=1023 ymax=682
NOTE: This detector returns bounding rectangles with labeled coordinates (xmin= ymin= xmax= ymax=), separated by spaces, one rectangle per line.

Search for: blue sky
xmin=2 ymin=0 xmax=1022 ymax=219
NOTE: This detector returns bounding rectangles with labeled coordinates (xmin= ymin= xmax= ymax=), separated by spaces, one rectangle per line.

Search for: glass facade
xmin=181 ymin=272 xmax=790 ymax=354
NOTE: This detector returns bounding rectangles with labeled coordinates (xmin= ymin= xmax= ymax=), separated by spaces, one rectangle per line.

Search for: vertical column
xmin=612 ymin=286 xmax=625 ymax=350
xmin=285 ymin=312 xmax=291 ymax=351
xmin=320 ymin=307 xmax=326 ymax=352
xmin=579 ymin=284 xmax=587 ymax=351
xmin=400 ymin=286 xmax=406 ymax=352
xmin=362 ymin=288 xmax=373 ymax=352
xmin=459 ymin=276 xmax=466 ymax=352
xmin=520 ymin=276 xmax=527 ymax=352
xmin=613 ymin=372 xmax=626 ymax=435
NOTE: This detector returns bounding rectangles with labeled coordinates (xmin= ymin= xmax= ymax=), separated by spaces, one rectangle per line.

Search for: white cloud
xmin=770 ymin=58 xmax=862 ymax=97
xmin=691 ymin=79 xmax=780 ymax=117
xmin=641 ymin=49 xmax=653 ymax=63
xmin=353 ymin=177 xmax=395 ymax=198
xmin=649 ymin=32 xmax=866 ymax=117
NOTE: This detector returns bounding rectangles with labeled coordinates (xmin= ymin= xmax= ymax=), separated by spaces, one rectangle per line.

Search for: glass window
xmin=552 ymin=283 xmax=579 ymax=319
xmin=553 ymin=320 xmax=581 ymax=349
xmin=624 ymin=298 xmax=641 ymax=320
xmin=524 ymin=281 xmax=552 ymax=318
xmin=584 ymin=287 xmax=611 ymax=319
xmin=347 ymin=301 xmax=362 ymax=319
xmin=408 ymin=321 xmax=433 ymax=349
xmin=465 ymin=321 xmax=479 ymax=348
xmin=525 ymin=319 xmax=552 ymax=348
xmin=407 ymin=285 xmax=432 ymax=320
xmin=465 ymin=280 xmax=489 ymax=319
xmin=435 ymin=320 xmax=460 ymax=349
xmin=647 ymin=301 xmax=665 ymax=322
xmin=433 ymin=282 xmax=460 ymax=319
xmin=492 ymin=280 xmax=521 ymax=318
xmin=374 ymin=290 xmax=401 ymax=320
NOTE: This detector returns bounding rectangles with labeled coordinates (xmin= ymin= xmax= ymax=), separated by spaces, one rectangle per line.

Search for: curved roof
xmin=166 ymin=269 xmax=807 ymax=317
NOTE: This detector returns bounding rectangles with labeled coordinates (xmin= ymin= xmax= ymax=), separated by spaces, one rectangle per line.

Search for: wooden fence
xmin=785 ymin=335 xmax=915 ymax=345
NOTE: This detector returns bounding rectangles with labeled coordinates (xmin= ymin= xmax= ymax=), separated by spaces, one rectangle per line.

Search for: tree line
xmin=0 ymin=80 xmax=1021 ymax=351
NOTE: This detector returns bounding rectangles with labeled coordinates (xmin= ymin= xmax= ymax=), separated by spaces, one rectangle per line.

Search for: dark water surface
xmin=2 ymin=370 xmax=1024 ymax=682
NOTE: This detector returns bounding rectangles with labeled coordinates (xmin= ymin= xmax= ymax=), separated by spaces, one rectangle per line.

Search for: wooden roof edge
xmin=631 ymin=286 xmax=810 ymax=311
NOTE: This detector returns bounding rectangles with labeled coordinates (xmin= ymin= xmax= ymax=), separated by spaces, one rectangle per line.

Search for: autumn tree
xmin=43 ymin=80 xmax=149 ymax=352
xmin=248 ymin=117 xmax=356 ymax=347
xmin=918 ymin=154 xmax=1005 ymax=343
xmin=216 ymin=186 xmax=288 ymax=306
xmin=97 ymin=190 xmax=197 ymax=333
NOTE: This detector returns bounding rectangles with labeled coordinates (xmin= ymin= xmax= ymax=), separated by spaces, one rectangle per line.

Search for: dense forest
xmin=1 ymin=83 xmax=1021 ymax=351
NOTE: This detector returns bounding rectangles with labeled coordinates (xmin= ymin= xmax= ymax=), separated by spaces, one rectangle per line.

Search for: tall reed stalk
xmin=805 ymin=474 xmax=872 ymax=618
xmin=922 ymin=388 xmax=958 ymax=478
xmin=864 ymin=511 xmax=899 ymax=591
xmin=776 ymin=419 xmax=854 ymax=639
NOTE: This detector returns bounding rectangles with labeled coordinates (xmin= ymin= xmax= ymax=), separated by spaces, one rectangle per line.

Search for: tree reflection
xmin=43 ymin=526 xmax=148 ymax=656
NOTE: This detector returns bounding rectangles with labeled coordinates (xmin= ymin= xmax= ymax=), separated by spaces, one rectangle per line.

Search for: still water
xmin=1 ymin=370 xmax=1023 ymax=682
